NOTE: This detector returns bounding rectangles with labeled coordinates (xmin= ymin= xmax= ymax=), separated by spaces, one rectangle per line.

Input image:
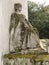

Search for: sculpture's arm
xmin=25 ymin=19 xmax=33 ymax=28
xmin=25 ymin=18 xmax=39 ymax=34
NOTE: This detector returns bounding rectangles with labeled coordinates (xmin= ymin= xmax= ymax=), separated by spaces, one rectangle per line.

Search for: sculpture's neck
xmin=15 ymin=11 xmax=21 ymax=14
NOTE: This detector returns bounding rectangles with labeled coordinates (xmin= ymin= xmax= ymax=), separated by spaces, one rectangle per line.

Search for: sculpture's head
xmin=14 ymin=3 xmax=22 ymax=12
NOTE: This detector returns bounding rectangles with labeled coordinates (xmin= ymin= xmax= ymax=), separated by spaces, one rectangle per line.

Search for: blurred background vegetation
xmin=28 ymin=1 xmax=49 ymax=39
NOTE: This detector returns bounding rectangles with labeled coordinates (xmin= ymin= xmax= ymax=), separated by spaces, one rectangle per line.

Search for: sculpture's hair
xmin=14 ymin=3 xmax=22 ymax=7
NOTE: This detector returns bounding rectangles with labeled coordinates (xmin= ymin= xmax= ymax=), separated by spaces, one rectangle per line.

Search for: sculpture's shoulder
xmin=11 ymin=13 xmax=16 ymax=17
xmin=11 ymin=13 xmax=18 ymax=19
xmin=20 ymin=14 xmax=26 ymax=18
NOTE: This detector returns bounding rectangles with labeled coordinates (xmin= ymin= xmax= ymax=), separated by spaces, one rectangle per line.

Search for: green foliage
xmin=28 ymin=1 xmax=49 ymax=39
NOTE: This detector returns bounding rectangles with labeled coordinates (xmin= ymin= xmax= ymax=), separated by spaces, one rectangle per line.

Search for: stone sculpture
xmin=9 ymin=3 xmax=39 ymax=53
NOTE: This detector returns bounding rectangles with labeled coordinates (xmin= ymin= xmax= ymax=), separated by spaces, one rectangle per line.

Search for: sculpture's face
xmin=14 ymin=6 xmax=22 ymax=14
xmin=14 ymin=4 xmax=22 ymax=13
xmin=18 ymin=7 xmax=22 ymax=12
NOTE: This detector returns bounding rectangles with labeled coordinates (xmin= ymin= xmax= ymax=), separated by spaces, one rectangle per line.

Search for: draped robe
xmin=9 ymin=13 xmax=39 ymax=52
